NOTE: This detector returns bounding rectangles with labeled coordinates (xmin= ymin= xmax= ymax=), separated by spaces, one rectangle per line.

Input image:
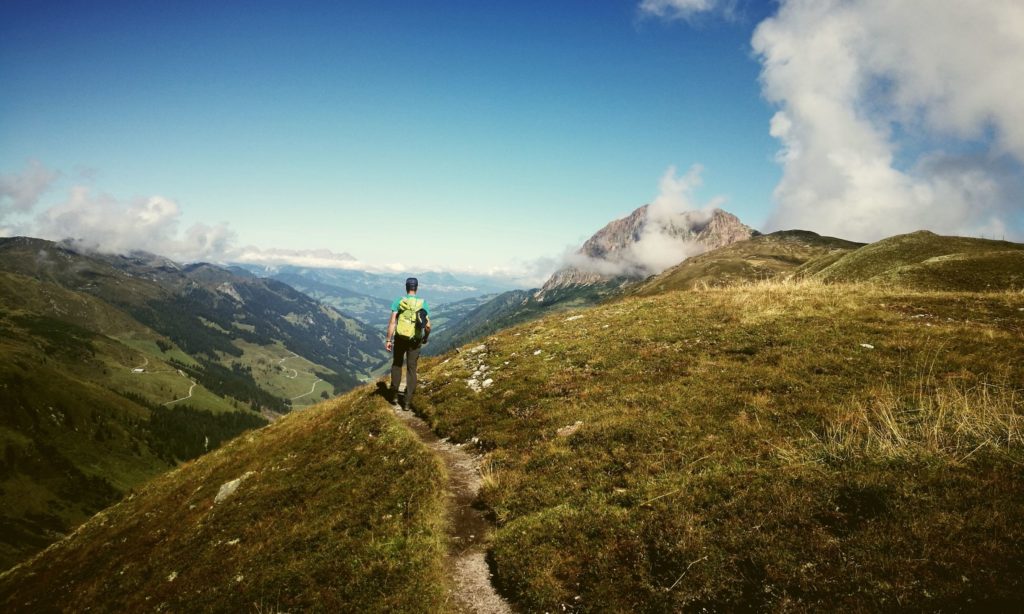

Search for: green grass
xmin=232 ymin=340 xmax=337 ymax=402
xmin=115 ymin=334 xmax=198 ymax=368
xmin=0 ymin=309 xmax=253 ymax=568
xmin=813 ymin=231 xmax=1024 ymax=290
xmin=414 ymin=280 xmax=1024 ymax=611
xmin=0 ymin=389 xmax=450 ymax=613
xmin=632 ymin=230 xmax=863 ymax=296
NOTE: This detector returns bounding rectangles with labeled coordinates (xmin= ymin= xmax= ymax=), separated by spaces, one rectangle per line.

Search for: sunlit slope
xmin=0 ymin=237 xmax=390 ymax=397
xmin=416 ymin=282 xmax=1024 ymax=611
xmin=631 ymin=230 xmax=863 ymax=295
xmin=0 ymin=390 xmax=448 ymax=613
xmin=0 ymin=236 xmax=388 ymax=569
xmin=0 ymin=271 xmax=265 ymax=569
xmin=810 ymin=230 xmax=1024 ymax=290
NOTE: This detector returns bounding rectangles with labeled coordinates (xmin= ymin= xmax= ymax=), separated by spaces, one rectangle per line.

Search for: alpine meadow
xmin=2 ymin=1 xmax=1024 ymax=612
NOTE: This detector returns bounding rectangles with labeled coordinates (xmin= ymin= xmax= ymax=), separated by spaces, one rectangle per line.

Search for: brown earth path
xmin=390 ymin=400 xmax=513 ymax=613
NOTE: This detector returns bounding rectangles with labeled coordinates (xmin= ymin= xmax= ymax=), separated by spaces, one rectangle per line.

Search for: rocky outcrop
xmin=537 ymin=206 xmax=755 ymax=298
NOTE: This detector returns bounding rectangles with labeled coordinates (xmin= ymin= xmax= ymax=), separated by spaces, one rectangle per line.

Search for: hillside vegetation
xmin=415 ymin=279 xmax=1024 ymax=610
xmin=427 ymin=283 xmax=625 ymax=356
xmin=810 ymin=230 xmax=1024 ymax=291
xmin=0 ymin=389 xmax=449 ymax=612
xmin=0 ymin=237 xmax=389 ymax=569
xmin=632 ymin=230 xmax=863 ymax=295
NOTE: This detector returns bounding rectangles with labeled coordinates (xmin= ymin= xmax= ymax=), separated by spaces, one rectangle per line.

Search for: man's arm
xmin=385 ymin=311 xmax=397 ymax=351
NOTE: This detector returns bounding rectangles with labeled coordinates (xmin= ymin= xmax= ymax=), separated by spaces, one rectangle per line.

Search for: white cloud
xmin=231 ymin=246 xmax=366 ymax=270
xmin=752 ymin=0 xmax=1024 ymax=241
xmin=0 ymin=160 xmax=59 ymax=216
xmin=639 ymin=0 xmax=735 ymax=21
xmin=34 ymin=185 xmax=237 ymax=261
xmin=568 ymin=165 xmax=723 ymax=278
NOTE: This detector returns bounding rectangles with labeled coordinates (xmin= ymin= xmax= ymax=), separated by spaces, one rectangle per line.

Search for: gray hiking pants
xmin=390 ymin=336 xmax=421 ymax=404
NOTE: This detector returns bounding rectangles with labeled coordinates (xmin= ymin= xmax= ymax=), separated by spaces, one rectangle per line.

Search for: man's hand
xmin=385 ymin=339 xmax=393 ymax=352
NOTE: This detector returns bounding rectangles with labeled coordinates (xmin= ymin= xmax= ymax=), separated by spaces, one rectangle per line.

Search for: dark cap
xmin=405 ymin=277 xmax=419 ymax=291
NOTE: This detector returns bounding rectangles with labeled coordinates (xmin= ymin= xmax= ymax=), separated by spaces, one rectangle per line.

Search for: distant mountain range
xmin=234 ymin=265 xmax=522 ymax=331
xmin=7 ymin=225 xmax=1023 ymax=611
xmin=428 ymin=206 xmax=756 ymax=353
xmin=0 ymin=237 xmax=390 ymax=569
xmin=429 ymin=204 xmax=1024 ymax=354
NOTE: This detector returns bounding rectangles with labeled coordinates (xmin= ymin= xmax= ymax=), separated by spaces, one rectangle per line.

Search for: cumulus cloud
xmin=0 ymin=160 xmax=59 ymax=216
xmin=639 ymin=0 xmax=736 ymax=21
xmin=567 ymin=165 xmax=723 ymax=278
xmin=34 ymin=186 xmax=236 ymax=261
xmin=752 ymin=0 xmax=1024 ymax=241
xmin=231 ymin=246 xmax=365 ymax=270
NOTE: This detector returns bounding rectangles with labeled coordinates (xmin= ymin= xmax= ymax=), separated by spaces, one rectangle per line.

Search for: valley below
xmin=1 ymin=228 xmax=1022 ymax=611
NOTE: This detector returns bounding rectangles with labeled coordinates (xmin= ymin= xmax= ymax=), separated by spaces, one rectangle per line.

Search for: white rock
xmin=860 ymin=343 xmax=875 ymax=349
xmin=482 ymin=378 xmax=494 ymax=388
xmin=226 ymin=538 xmax=240 ymax=546
xmin=557 ymin=421 xmax=584 ymax=437
xmin=565 ymin=315 xmax=584 ymax=321
xmin=167 ymin=571 xmax=178 ymax=582
xmin=470 ymin=344 xmax=487 ymax=354
xmin=533 ymin=349 xmax=543 ymax=356
xmin=214 ymin=471 xmax=255 ymax=504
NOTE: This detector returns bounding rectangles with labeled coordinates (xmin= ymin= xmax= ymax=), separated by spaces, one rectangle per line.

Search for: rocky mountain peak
xmin=537 ymin=206 xmax=755 ymax=298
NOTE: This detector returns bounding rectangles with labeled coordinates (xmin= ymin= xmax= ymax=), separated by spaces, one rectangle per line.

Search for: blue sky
xmin=3 ymin=1 xmax=1022 ymax=281
xmin=0 ymin=1 xmax=780 ymax=275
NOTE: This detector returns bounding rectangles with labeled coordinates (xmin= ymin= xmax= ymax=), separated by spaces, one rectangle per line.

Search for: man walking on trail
xmin=386 ymin=277 xmax=430 ymax=409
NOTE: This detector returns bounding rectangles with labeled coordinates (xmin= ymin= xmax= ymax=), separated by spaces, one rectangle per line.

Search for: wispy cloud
xmin=32 ymin=186 xmax=235 ymax=261
xmin=639 ymin=0 xmax=737 ymax=21
xmin=0 ymin=160 xmax=59 ymax=216
xmin=566 ymin=165 xmax=724 ymax=278
xmin=232 ymin=246 xmax=369 ymax=270
xmin=1 ymin=164 xmax=531 ymax=283
xmin=751 ymin=0 xmax=1024 ymax=241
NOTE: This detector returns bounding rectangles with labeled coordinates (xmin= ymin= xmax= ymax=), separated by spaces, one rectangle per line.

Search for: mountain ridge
xmin=0 ymin=236 xmax=390 ymax=569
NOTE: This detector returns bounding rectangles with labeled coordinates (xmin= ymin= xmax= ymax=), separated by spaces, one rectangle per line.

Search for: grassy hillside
xmin=427 ymin=283 xmax=624 ymax=356
xmin=0 ymin=290 xmax=270 ymax=569
xmin=430 ymin=230 xmax=862 ymax=355
xmin=811 ymin=230 xmax=1024 ymax=290
xmin=270 ymin=271 xmax=393 ymax=329
xmin=632 ymin=230 xmax=863 ymax=296
xmin=0 ymin=238 xmax=390 ymax=396
xmin=0 ymin=237 xmax=390 ymax=569
xmin=414 ymin=280 xmax=1024 ymax=610
xmin=427 ymin=292 xmax=502 ymax=339
xmin=0 ymin=389 xmax=449 ymax=612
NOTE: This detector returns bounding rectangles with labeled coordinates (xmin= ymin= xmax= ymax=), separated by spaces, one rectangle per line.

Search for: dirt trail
xmin=391 ymin=404 xmax=512 ymax=613
xmin=164 ymin=380 xmax=197 ymax=405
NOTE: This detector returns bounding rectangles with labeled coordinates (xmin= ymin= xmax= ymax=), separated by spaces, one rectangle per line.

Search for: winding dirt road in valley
xmin=164 ymin=380 xmax=197 ymax=406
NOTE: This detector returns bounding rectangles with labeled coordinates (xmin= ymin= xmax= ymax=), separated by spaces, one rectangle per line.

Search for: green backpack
xmin=395 ymin=297 xmax=425 ymax=341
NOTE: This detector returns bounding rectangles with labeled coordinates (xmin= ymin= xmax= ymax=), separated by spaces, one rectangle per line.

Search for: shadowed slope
xmin=0 ymin=389 xmax=449 ymax=612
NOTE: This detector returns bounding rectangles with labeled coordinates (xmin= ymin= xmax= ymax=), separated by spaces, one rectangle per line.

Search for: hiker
xmin=385 ymin=277 xmax=430 ymax=409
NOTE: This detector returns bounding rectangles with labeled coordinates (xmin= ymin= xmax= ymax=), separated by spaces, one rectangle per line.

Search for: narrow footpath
xmin=391 ymin=404 xmax=512 ymax=614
